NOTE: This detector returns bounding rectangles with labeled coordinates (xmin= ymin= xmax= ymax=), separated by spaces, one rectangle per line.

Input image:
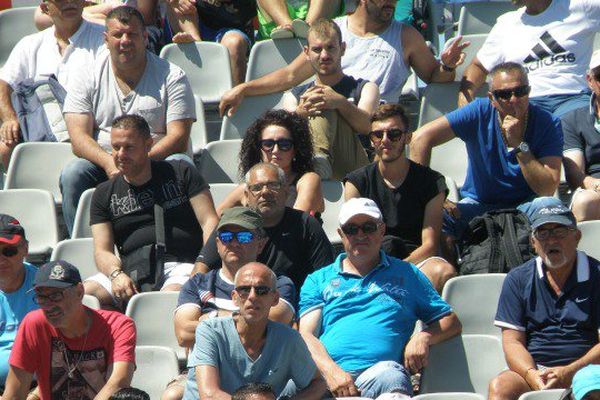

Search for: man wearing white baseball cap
xmin=563 ymin=49 xmax=600 ymax=222
xmin=298 ymin=197 xmax=461 ymax=398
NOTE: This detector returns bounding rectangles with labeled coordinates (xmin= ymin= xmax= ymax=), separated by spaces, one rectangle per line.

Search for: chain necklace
xmin=497 ymin=109 xmax=529 ymax=149
xmin=62 ymin=313 xmax=91 ymax=380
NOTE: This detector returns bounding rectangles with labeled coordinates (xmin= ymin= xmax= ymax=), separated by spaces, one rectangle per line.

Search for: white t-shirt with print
xmin=477 ymin=0 xmax=600 ymax=98
xmin=63 ymin=49 xmax=196 ymax=152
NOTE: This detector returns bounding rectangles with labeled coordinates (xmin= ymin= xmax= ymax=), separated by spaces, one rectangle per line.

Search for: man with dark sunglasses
xmin=344 ymin=103 xmax=455 ymax=293
xmin=411 ymin=62 xmax=563 ymax=263
xmin=489 ymin=205 xmax=600 ymax=400
xmin=282 ymin=18 xmax=380 ymax=180
xmin=183 ymin=262 xmax=326 ymax=400
xmin=0 ymin=215 xmax=38 ymax=389
xmin=299 ymin=198 xmax=461 ymax=398
xmin=563 ymin=50 xmax=600 ymax=223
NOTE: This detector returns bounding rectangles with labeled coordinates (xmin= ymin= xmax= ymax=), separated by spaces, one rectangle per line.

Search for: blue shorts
xmin=199 ymin=25 xmax=253 ymax=49
xmin=529 ymin=92 xmax=591 ymax=118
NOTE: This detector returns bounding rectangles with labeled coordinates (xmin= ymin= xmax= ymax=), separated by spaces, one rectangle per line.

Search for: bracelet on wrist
xmin=441 ymin=61 xmax=455 ymax=72
xmin=109 ymin=269 xmax=124 ymax=281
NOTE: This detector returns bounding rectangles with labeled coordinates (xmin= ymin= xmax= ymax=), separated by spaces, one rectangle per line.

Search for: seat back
xmin=457 ymin=2 xmax=516 ymax=35
xmin=575 ymin=221 xmax=600 ymax=261
xmin=190 ymin=95 xmax=208 ymax=154
xmin=454 ymin=34 xmax=488 ymax=81
xmin=50 ymin=238 xmax=97 ymax=280
xmin=0 ymin=189 xmax=59 ymax=258
xmin=4 ymin=142 xmax=76 ymax=203
xmin=517 ymin=390 xmax=565 ymax=400
xmin=321 ymin=180 xmax=344 ymax=245
xmin=132 ymin=346 xmax=180 ymax=400
xmin=72 ymin=188 xmax=95 ymax=239
xmin=420 ymin=334 xmax=507 ymax=397
xmin=125 ymin=292 xmax=184 ymax=361
xmin=441 ymin=274 xmax=506 ymax=337
xmin=209 ymin=183 xmax=239 ymax=208
xmin=82 ymin=294 xmax=101 ymax=310
xmin=159 ymin=42 xmax=232 ymax=103
xmin=413 ymin=393 xmax=486 ymax=400
xmin=198 ymin=139 xmax=242 ymax=183
xmin=219 ymin=93 xmax=285 ymax=140
xmin=445 ymin=175 xmax=460 ymax=202
xmin=246 ymin=38 xmax=305 ymax=81
xmin=0 ymin=7 xmax=38 ymax=67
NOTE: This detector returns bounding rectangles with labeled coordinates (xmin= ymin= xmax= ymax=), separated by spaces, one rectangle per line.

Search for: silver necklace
xmin=62 ymin=315 xmax=91 ymax=380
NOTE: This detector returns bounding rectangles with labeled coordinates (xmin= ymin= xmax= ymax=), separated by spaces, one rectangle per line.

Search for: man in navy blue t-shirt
xmin=489 ymin=205 xmax=600 ymax=400
xmin=410 ymin=61 xmax=564 ymax=261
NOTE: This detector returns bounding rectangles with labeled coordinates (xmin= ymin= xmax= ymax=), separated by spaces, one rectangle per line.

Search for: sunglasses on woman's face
xmin=259 ymin=139 xmax=294 ymax=152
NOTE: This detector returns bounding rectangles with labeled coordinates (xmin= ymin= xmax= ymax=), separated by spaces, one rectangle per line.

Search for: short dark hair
xmin=232 ymin=383 xmax=276 ymax=400
xmin=370 ymin=103 xmax=409 ymax=130
xmin=489 ymin=62 xmax=529 ymax=86
xmin=307 ymin=18 xmax=343 ymax=46
xmin=109 ymin=387 xmax=150 ymax=400
xmin=106 ymin=6 xmax=146 ymax=28
xmin=112 ymin=114 xmax=151 ymax=139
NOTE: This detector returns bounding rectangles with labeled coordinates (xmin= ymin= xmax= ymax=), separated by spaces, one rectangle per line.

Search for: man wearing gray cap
xmin=298 ymin=198 xmax=461 ymax=398
xmin=0 ymin=214 xmax=38 ymax=389
xmin=489 ymin=205 xmax=600 ymax=400
xmin=3 ymin=260 xmax=136 ymax=400
xmin=563 ymin=49 xmax=600 ymax=222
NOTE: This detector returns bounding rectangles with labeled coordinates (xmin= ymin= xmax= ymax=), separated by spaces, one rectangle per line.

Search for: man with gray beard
xmin=489 ymin=204 xmax=600 ymax=400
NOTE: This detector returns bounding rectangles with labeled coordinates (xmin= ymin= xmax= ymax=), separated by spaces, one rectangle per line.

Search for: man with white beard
xmin=488 ymin=204 xmax=600 ymax=400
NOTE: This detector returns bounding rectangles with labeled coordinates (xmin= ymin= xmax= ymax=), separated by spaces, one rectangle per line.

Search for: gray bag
xmin=10 ymin=75 xmax=68 ymax=143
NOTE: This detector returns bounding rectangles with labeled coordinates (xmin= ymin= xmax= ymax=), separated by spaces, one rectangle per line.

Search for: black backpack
xmin=458 ymin=209 xmax=535 ymax=275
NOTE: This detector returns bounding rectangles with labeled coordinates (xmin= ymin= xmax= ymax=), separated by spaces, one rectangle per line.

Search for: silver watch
xmin=515 ymin=141 xmax=530 ymax=155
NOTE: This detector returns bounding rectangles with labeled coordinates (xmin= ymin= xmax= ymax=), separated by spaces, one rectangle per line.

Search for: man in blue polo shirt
xmin=298 ymin=198 xmax=462 ymax=398
xmin=489 ymin=205 xmax=600 ymax=400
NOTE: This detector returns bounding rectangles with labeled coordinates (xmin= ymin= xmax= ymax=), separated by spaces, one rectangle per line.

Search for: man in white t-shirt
xmin=459 ymin=0 xmax=600 ymax=118
xmin=61 ymin=5 xmax=196 ymax=235
xmin=0 ymin=0 xmax=104 ymax=170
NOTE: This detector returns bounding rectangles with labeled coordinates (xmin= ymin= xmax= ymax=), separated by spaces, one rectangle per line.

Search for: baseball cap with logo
xmin=339 ymin=197 xmax=383 ymax=225
xmin=33 ymin=260 xmax=82 ymax=289
xmin=218 ymin=207 xmax=264 ymax=231
xmin=530 ymin=204 xmax=577 ymax=230
xmin=0 ymin=214 xmax=26 ymax=245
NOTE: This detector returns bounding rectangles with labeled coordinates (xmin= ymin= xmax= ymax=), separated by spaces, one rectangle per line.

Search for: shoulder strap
xmin=153 ymin=203 xmax=166 ymax=288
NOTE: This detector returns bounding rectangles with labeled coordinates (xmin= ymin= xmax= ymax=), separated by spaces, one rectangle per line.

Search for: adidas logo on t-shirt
xmin=523 ymin=31 xmax=576 ymax=71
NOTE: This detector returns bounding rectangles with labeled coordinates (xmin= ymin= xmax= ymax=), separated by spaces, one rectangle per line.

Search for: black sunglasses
xmin=1 ymin=246 xmax=19 ymax=257
xmin=369 ymin=128 xmax=407 ymax=143
xmin=341 ymin=221 xmax=380 ymax=236
xmin=259 ymin=139 xmax=294 ymax=152
xmin=235 ymin=285 xmax=273 ymax=298
xmin=492 ymin=85 xmax=531 ymax=101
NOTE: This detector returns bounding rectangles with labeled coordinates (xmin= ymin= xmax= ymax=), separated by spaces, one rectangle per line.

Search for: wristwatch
xmin=441 ymin=61 xmax=455 ymax=72
xmin=514 ymin=141 xmax=530 ymax=155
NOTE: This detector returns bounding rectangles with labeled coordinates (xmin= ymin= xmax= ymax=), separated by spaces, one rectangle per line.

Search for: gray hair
xmin=489 ymin=62 xmax=529 ymax=86
xmin=244 ymin=162 xmax=287 ymax=185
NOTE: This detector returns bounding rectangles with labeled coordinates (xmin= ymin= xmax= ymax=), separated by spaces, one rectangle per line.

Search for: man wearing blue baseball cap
xmin=3 ymin=260 xmax=136 ymax=400
xmin=572 ymin=365 xmax=600 ymax=400
xmin=489 ymin=205 xmax=600 ymax=400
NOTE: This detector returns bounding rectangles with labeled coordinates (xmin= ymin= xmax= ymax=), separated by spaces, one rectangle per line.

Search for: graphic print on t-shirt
xmin=51 ymin=338 xmax=107 ymax=399
xmin=109 ymin=180 xmax=189 ymax=218
xmin=523 ymin=31 xmax=576 ymax=72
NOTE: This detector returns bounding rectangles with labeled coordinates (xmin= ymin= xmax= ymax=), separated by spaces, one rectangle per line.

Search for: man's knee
xmin=420 ymin=258 xmax=457 ymax=292
xmin=571 ymin=190 xmax=600 ymax=221
xmin=488 ymin=370 xmax=530 ymax=400
xmin=220 ymin=32 xmax=248 ymax=56
xmin=84 ymin=280 xmax=115 ymax=309
xmin=60 ymin=158 xmax=99 ymax=190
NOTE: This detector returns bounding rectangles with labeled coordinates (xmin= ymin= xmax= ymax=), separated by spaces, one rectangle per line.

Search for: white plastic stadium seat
xmin=413 ymin=393 xmax=486 ymax=400
xmin=445 ymin=176 xmax=460 ymax=202
xmin=219 ymin=93 xmax=285 ymax=140
xmin=209 ymin=183 xmax=239 ymax=209
xmin=132 ymin=346 xmax=180 ymax=400
xmin=72 ymin=188 xmax=95 ymax=239
xmin=517 ymin=390 xmax=565 ymax=400
xmin=4 ymin=142 xmax=77 ymax=204
xmin=420 ymin=334 xmax=507 ymax=397
xmin=125 ymin=292 xmax=185 ymax=361
xmin=246 ymin=38 xmax=305 ymax=81
xmin=453 ymin=34 xmax=488 ymax=81
xmin=321 ymin=180 xmax=345 ymax=246
xmin=160 ymin=42 xmax=232 ymax=103
xmin=82 ymin=294 xmax=101 ymax=310
xmin=190 ymin=95 xmax=208 ymax=154
xmin=0 ymin=189 xmax=59 ymax=259
xmin=441 ymin=274 xmax=506 ymax=337
xmin=0 ymin=7 xmax=38 ymax=68
xmin=198 ymin=140 xmax=242 ymax=184
xmin=50 ymin=238 xmax=97 ymax=280
xmin=575 ymin=220 xmax=600 ymax=261
xmin=457 ymin=2 xmax=516 ymax=36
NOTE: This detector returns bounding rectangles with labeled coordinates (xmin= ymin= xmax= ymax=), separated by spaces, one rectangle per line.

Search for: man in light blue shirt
xmin=0 ymin=214 xmax=38 ymax=388
xmin=298 ymin=198 xmax=462 ymax=398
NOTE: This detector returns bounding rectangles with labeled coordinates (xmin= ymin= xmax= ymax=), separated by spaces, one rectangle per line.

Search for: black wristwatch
xmin=441 ymin=61 xmax=455 ymax=72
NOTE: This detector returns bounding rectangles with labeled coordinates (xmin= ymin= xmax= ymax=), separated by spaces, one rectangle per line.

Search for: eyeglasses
xmin=235 ymin=285 xmax=273 ymax=298
xmin=492 ymin=85 xmax=531 ymax=101
xmin=1 ymin=246 xmax=19 ymax=257
xmin=259 ymin=139 xmax=294 ymax=152
xmin=247 ymin=181 xmax=283 ymax=194
xmin=217 ymin=230 xmax=255 ymax=244
xmin=369 ymin=128 xmax=407 ymax=143
xmin=533 ymin=226 xmax=575 ymax=241
xmin=341 ymin=221 xmax=380 ymax=236
xmin=34 ymin=290 xmax=67 ymax=304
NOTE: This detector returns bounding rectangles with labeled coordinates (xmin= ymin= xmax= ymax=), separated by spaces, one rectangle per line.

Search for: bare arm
xmin=94 ymin=361 xmax=135 ymax=400
xmin=0 ymin=79 xmax=20 ymax=145
xmin=257 ymin=0 xmax=293 ymax=27
xmin=298 ymin=309 xmax=360 ymax=397
xmin=293 ymin=172 xmax=324 ymax=213
xmin=291 ymin=370 xmax=328 ymax=400
xmin=189 ymin=189 xmax=219 ymax=244
xmin=404 ymin=312 xmax=462 ymax=373
xmin=148 ymin=119 xmax=192 ymax=160
xmin=2 ymin=366 xmax=34 ymax=400
xmin=197 ymin=365 xmax=232 ymax=400
xmin=516 ymin=154 xmax=561 ymax=196
xmin=343 ymin=181 xmax=362 ymax=200
xmin=563 ymin=151 xmax=600 ymax=191
xmin=65 ymin=112 xmax=119 ymax=176
xmin=340 ymin=81 xmax=380 ymax=134
xmin=174 ymin=305 xmax=202 ymax=348
xmin=404 ymin=192 xmax=445 ymax=264
xmin=192 ymin=261 xmax=210 ymax=275
xmin=502 ymin=328 xmax=546 ymax=390
xmin=268 ymin=300 xmax=294 ymax=325
xmin=409 ymin=117 xmax=457 ymax=166
xmin=458 ymin=57 xmax=488 ymax=107
xmin=219 ymin=55 xmax=313 ymax=117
